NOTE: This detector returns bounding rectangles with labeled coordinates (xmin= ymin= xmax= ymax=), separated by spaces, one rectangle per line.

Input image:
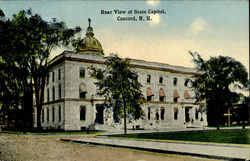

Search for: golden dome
xmin=77 ymin=18 xmax=104 ymax=55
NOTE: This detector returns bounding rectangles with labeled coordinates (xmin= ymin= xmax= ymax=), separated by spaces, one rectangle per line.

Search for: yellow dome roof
xmin=77 ymin=19 xmax=104 ymax=55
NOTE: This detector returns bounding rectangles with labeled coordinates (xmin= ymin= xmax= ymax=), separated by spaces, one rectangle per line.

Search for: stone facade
xmin=33 ymin=21 xmax=207 ymax=131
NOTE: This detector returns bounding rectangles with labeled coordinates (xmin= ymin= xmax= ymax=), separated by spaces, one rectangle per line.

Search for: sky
xmin=1 ymin=0 xmax=249 ymax=73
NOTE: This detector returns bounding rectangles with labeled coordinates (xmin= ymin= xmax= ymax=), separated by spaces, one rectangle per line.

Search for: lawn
xmin=110 ymin=129 xmax=250 ymax=144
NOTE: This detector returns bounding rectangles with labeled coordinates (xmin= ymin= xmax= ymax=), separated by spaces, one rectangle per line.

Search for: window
xmin=80 ymin=106 xmax=86 ymax=121
xmin=42 ymin=109 xmax=44 ymax=122
xmin=58 ymin=84 xmax=61 ymax=99
xmin=147 ymin=96 xmax=152 ymax=101
xmin=159 ymin=76 xmax=163 ymax=84
xmin=79 ymin=83 xmax=87 ymax=99
xmin=80 ymin=68 xmax=85 ymax=78
xmin=148 ymin=107 xmax=151 ymax=120
xmin=155 ymin=111 xmax=159 ymax=121
xmin=52 ymin=71 xmax=55 ymax=82
xmin=160 ymin=108 xmax=165 ymax=120
xmin=159 ymin=96 xmax=164 ymax=102
xmin=58 ymin=69 xmax=61 ymax=80
xmin=147 ymin=74 xmax=151 ymax=83
xmin=159 ymin=88 xmax=166 ymax=102
xmin=52 ymin=107 xmax=55 ymax=122
xmin=184 ymin=79 xmax=189 ymax=87
xmin=173 ymin=77 xmax=177 ymax=86
xmin=47 ymin=88 xmax=50 ymax=102
xmin=173 ymin=90 xmax=180 ymax=102
xmin=58 ymin=106 xmax=61 ymax=122
xmin=52 ymin=86 xmax=55 ymax=101
xmin=147 ymin=88 xmax=154 ymax=101
xmin=47 ymin=108 xmax=49 ymax=122
xmin=174 ymin=108 xmax=178 ymax=120
xmin=195 ymin=109 xmax=199 ymax=120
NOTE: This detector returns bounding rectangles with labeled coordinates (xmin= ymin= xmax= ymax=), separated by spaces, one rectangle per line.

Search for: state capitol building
xmin=33 ymin=20 xmax=207 ymax=131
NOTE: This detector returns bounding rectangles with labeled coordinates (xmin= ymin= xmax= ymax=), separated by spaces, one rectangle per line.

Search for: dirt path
xmin=0 ymin=133 xmax=216 ymax=161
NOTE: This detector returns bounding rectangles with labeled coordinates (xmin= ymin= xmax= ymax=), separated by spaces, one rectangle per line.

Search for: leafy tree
xmin=189 ymin=51 xmax=248 ymax=129
xmin=90 ymin=54 xmax=145 ymax=134
xmin=0 ymin=9 xmax=81 ymax=129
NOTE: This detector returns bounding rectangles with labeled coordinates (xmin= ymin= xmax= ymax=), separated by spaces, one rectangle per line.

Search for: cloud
xmin=147 ymin=0 xmax=160 ymax=6
xmin=148 ymin=14 xmax=160 ymax=26
xmin=189 ymin=18 xmax=207 ymax=34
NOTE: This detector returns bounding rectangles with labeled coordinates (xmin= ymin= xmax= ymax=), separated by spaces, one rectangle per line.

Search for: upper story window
xmin=52 ymin=71 xmax=55 ymax=82
xmin=80 ymin=68 xmax=85 ymax=78
xmin=159 ymin=76 xmax=163 ymax=84
xmin=173 ymin=90 xmax=180 ymax=103
xmin=79 ymin=83 xmax=87 ymax=99
xmin=173 ymin=77 xmax=177 ymax=86
xmin=159 ymin=88 xmax=166 ymax=102
xmin=146 ymin=88 xmax=154 ymax=101
xmin=184 ymin=79 xmax=189 ymax=87
xmin=58 ymin=83 xmax=61 ymax=99
xmin=58 ymin=69 xmax=61 ymax=80
xmin=147 ymin=74 xmax=151 ymax=83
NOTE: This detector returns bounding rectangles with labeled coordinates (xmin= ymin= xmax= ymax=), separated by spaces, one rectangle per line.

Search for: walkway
xmin=63 ymin=136 xmax=250 ymax=160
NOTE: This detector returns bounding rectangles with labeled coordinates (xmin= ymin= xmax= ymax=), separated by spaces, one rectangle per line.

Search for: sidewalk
xmin=63 ymin=136 xmax=250 ymax=160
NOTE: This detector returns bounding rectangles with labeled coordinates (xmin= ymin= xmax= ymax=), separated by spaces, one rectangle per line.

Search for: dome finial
xmin=88 ymin=18 xmax=91 ymax=27
xmin=86 ymin=18 xmax=94 ymax=37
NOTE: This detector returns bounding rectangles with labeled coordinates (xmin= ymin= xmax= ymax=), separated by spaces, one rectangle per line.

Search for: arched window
xmin=147 ymin=88 xmax=154 ymax=101
xmin=58 ymin=83 xmax=61 ymax=99
xmin=80 ymin=106 xmax=86 ymax=121
xmin=159 ymin=88 xmax=166 ymax=102
xmin=79 ymin=83 xmax=87 ymax=99
xmin=52 ymin=86 xmax=55 ymax=101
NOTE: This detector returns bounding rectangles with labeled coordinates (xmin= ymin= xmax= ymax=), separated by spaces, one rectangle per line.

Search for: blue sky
xmin=1 ymin=0 xmax=249 ymax=73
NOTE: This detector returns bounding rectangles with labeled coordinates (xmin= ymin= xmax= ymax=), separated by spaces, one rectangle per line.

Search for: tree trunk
xmin=123 ymin=98 xmax=127 ymax=135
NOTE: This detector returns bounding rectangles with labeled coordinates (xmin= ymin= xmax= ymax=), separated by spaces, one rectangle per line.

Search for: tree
xmin=0 ymin=9 xmax=81 ymax=130
xmin=90 ymin=54 xmax=145 ymax=134
xmin=189 ymin=51 xmax=248 ymax=129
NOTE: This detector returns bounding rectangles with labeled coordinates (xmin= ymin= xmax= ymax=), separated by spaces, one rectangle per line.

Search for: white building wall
xmin=37 ymin=51 xmax=208 ymax=131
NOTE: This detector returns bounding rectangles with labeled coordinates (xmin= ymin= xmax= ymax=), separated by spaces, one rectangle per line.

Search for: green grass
xmin=110 ymin=129 xmax=250 ymax=145
xmin=0 ymin=131 xmax=102 ymax=135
